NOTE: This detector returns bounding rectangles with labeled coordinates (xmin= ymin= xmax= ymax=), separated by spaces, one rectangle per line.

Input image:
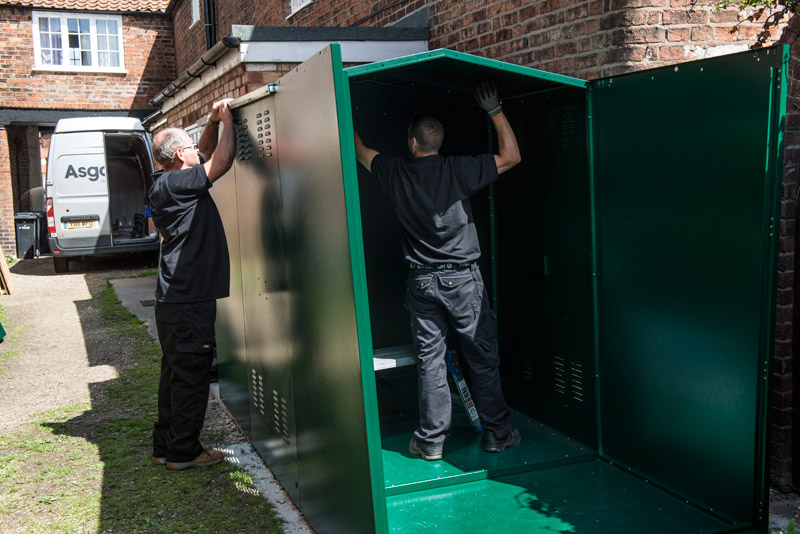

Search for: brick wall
xmin=0 ymin=6 xmax=175 ymax=111
xmin=0 ymin=129 xmax=15 ymax=256
xmin=159 ymin=62 xmax=294 ymax=132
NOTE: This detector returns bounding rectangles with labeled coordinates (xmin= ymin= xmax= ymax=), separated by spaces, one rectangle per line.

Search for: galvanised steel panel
xmin=591 ymin=46 xmax=786 ymax=526
xmin=209 ymin=161 xmax=251 ymax=437
xmin=229 ymin=92 xmax=300 ymax=501
xmin=270 ymin=45 xmax=379 ymax=534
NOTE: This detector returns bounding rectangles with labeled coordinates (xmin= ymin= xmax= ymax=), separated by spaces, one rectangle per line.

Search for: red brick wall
xmin=0 ymin=129 xmax=15 ymax=256
xmin=0 ymin=6 xmax=176 ymax=111
xmin=158 ymin=62 xmax=294 ymax=131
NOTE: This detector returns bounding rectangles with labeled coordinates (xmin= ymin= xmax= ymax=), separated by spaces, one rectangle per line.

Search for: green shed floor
xmin=380 ymin=411 xmax=750 ymax=533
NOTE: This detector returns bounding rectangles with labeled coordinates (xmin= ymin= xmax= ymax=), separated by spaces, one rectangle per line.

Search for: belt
xmin=408 ymin=262 xmax=475 ymax=270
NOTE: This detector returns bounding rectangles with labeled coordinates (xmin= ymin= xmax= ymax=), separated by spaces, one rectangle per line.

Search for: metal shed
xmin=212 ymin=44 xmax=787 ymax=533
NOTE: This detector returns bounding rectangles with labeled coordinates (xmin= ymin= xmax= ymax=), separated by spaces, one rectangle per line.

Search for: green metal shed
xmin=212 ymin=43 xmax=787 ymax=533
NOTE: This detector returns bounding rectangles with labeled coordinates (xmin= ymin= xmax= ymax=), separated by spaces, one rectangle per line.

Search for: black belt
xmin=409 ymin=262 xmax=475 ymax=270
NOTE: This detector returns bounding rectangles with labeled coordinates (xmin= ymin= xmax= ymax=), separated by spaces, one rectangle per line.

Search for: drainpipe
xmin=203 ymin=0 xmax=216 ymax=51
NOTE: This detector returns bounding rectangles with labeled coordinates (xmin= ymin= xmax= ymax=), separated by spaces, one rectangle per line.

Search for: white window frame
xmin=191 ymin=0 xmax=201 ymax=27
xmin=287 ymin=0 xmax=313 ymax=18
xmin=32 ymin=11 xmax=126 ymax=73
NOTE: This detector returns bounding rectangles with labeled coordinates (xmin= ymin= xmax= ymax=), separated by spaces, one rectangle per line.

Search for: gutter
xmin=149 ymin=35 xmax=240 ymax=107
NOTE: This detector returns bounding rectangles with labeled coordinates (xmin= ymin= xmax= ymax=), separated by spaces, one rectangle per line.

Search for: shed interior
xmin=214 ymin=45 xmax=781 ymax=534
xmin=344 ymin=49 xmax=778 ymax=533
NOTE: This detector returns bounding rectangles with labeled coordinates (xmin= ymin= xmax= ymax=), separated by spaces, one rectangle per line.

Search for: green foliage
xmin=774 ymin=517 xmax=799 ymax=534
xmin=713 ymin=0 xmax=793 ymax=47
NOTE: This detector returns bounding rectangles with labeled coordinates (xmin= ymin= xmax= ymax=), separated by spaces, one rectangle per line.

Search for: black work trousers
xmin=153 ymin=300 xmax=216 ymax=462
xmin=405 ymin=263 xmax=512 ymax=447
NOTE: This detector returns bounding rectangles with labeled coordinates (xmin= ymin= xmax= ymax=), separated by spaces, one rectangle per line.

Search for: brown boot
xmin=166 ymin=449 xmax=224 ymax=471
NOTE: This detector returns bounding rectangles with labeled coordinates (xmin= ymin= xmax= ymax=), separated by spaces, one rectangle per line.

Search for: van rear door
xmin=49 ymin=131 xmax=111 ymax=249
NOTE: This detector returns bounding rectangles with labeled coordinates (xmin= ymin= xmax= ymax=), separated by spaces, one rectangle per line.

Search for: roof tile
xmin=0 ymin=0 xmax=170 ymax=13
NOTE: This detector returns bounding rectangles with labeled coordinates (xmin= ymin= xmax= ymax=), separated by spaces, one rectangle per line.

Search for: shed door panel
xmin=591 ymin=47 xmax=784 ymax=522
xmin=271 ymin=45 xmax=377 ymax=534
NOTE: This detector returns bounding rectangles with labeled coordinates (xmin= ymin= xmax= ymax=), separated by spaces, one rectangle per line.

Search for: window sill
xmin=33 ymin=66 xmax=128 ymax=75
xmin=286 ymin=0 xmax=312 ymax=19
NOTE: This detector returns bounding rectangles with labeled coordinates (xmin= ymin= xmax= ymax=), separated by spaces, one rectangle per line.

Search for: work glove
xmin=475 ymin=82 xmax=502 ymax=116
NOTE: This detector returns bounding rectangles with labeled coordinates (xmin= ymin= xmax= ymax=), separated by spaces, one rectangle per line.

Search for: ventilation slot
xmin=554 ymin=355 xmax=584 ymax=404
xmin=250 ymin=369 xmax=265 ymax=416
xmin=545 ymin=105 xmax=576 ymax=150
xmin=272 ymin=389 xmax=291 ymax=445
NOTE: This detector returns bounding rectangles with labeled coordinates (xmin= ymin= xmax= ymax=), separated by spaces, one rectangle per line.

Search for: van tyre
xmin=53 ymin=256 xmax=69 ymax=273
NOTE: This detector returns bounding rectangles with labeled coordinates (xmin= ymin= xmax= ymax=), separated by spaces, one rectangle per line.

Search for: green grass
xmin=0 ymin=305 xmax=30 ymax=373
xmin=0 ymin=271 xmax=286 ymax=534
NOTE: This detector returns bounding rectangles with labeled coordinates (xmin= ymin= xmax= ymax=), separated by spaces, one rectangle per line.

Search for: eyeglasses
xmin=178 ymin=143 xmax=198 ymax=152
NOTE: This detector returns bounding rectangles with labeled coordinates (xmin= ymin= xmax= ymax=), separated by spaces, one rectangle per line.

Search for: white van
xmin=45 ymin=117 xmax=159 ymax=273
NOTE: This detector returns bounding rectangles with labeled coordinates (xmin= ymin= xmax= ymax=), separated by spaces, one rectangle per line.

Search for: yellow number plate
xmin=65 ymin=220 xmax=97 ymax=229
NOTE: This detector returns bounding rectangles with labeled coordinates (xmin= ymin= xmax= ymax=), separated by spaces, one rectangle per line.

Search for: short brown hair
xmin=408 ymin=116 xmax=444 ymax=153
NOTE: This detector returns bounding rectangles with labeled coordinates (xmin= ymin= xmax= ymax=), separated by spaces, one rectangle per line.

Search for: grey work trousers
xmin=405 ymin=263 xmax=512 ymax=447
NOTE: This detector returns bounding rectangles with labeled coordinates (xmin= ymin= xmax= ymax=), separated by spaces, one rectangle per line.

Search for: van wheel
xmin=53 ymin=256 xmax=69 ymax=273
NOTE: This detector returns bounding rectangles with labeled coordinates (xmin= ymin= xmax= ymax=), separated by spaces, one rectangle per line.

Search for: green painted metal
xmin=333 ymin=44 xmax=390 ymax=534
xmin=270 ymin=45 xmax=377 ymax=534
xmin=493 ymin=86 xmax=596 ymax=447
xmin=228 ymin=88 xmax=300 ymax=500
xmin=209 ymin=163 xmax=251 ymax=437
xmin=213 ymin=45 xmax=784 ymax=534
xmin=590 ymin=46 xmax=785 ymax=526
xmin=345 ymin=48 xmax=588 ymax=90
xmin=753 ymin=44 xmax=789 ymax=526
xmin=386 ymin=462 xmax=736 ymax=533
xmin=381 ymin=411 xmax=594 ymax=496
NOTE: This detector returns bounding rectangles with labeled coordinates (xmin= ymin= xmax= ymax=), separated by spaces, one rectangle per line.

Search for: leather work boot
xmin=409 ymin=438 xmax=443 ymax=461
xmin=166 ymin=449 xmax=225 ymax=470
xmin=482 ymin=428 xmax=521 ymax=453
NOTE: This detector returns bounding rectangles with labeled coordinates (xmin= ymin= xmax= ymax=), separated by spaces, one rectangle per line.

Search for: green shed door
xmin=268 ymin=45 xmax=384 ymax=534
xmin=590 ymin=46 xmax=786 ymax=523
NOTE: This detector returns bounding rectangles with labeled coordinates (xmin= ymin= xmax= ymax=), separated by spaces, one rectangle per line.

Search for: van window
xmin=105 ymin=134 xmax=153 ymax=243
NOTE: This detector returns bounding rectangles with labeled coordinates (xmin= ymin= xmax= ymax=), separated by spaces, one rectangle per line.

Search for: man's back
xmin=371 ymin=152 xmax=499 ymax=266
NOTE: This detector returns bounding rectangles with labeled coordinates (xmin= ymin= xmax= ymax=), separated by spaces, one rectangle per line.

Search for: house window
xmin=288 ymin=0 xmax=312 ymax=17
xmin=191 ymin=0 xmax=200 ymax=26
xmin=33 ymin=11 xmax=125 ymax=72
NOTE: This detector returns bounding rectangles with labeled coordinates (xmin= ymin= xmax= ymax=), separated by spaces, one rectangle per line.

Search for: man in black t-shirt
xmin=147 ymin=99 xmax=236 ymax=470
xmin=354 ymin=83 xmax=522 ymax=460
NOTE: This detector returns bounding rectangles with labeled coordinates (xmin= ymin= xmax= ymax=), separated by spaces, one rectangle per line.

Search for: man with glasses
xmin=147 ymin=99 xmax=236 ymax=470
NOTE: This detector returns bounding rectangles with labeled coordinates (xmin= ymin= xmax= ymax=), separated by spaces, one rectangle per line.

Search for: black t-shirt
xmin=147 ymin=164 xmax=230 ymax=302
xmin=371 ymin=153 xmax=499 ymax=265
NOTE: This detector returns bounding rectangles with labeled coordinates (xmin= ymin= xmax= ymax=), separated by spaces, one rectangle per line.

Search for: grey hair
xmin=152 ymin=128 xmax=187 ymax=169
